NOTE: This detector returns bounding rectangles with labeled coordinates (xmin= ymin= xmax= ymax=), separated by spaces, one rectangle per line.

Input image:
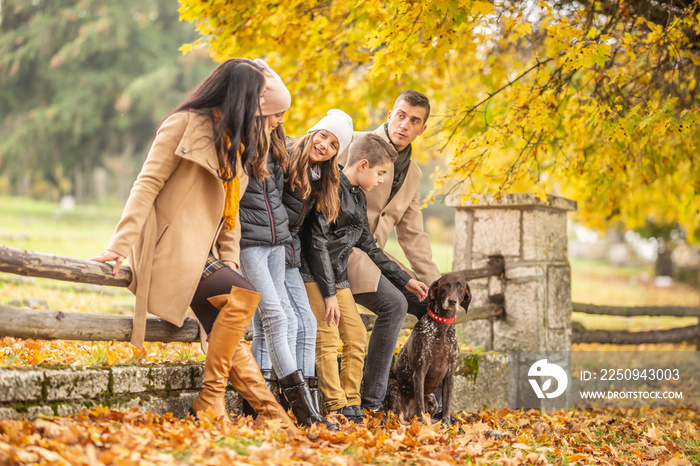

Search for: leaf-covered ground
xmin=1 ymin=407 xmax=698 ymax=465
xmin=0 ymin=337 xmax=205 ymax=367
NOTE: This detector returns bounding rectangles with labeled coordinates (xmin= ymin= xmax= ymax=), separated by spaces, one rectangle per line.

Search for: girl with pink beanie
xmin=237 ymin=59 xmax=337 ymax=430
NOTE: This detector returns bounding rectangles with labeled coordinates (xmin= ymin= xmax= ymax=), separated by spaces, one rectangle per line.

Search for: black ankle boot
xmin=264 ymin=369 xmax=293 ymax=412
xmin=306 ymin=376 xmax=322 ymax=413
xmin=261 ymin=369 xmax=276 ymax=392
xmin=240 ymin=398 xmax=257 ymax=418
xmin=278 ymin=369 xmax=338 ymax=430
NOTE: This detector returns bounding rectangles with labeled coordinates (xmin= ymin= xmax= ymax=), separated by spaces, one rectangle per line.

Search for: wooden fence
xmin=0 ymin=246 xmax=504 ymax=343
xmin=571 ymin=302 xmax=700 ymax=345
xmin=3 ymin=244 xmax=699 ymax=347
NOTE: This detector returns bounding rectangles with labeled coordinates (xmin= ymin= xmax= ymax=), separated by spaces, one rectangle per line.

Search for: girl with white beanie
xmin=283 ymin=110 xmax=354 ymax=409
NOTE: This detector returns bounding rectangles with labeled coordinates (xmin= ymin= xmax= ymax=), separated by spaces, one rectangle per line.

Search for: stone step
xmin=0 ymin=352 xmax=509 ymax=419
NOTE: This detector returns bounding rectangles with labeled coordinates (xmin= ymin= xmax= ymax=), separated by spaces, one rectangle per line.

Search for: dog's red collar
xmin=428 ymin=305 xmax=456 ymax=324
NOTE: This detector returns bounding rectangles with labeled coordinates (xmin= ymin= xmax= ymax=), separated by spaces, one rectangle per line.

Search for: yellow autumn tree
xmin=178 ymin=0 xmax=700 ymax=239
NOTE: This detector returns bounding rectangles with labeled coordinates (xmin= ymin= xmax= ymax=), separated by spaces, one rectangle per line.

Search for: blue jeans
xmin=285 ymin=267 xmax=317 ymax=377
xmin=243 ymin=267 xmax=318 ymax=378
xmin=239 ymin=245 xmax=298 ymax=378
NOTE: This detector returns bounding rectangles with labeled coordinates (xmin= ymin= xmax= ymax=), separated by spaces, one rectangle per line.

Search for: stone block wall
xmin=0 ymin=365 xmax=242 ymax=420
xmin=0 ymin=353 xmax=508 ymax=420
xmin=452 ymin=352 xmax=509 ymax=412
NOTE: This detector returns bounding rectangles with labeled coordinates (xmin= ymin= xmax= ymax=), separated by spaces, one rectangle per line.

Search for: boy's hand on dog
xmin=323 ymin=295 xmax=341 ymax=327
xmin=405 ymin=279 xmax=429 ymax=301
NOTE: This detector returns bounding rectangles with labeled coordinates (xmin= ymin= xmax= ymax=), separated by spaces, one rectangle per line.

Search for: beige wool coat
xmin=337 ymin=125 xmax=441 ymax=294
xmin=106 ymin=110 xmax=248 ymax=348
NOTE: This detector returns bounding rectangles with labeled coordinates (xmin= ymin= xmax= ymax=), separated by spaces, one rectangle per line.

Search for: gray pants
xmin=353 ymin=275 xmax=429 ymax=411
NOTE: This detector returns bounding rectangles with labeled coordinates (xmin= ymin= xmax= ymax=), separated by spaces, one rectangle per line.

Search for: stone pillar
xmin=448 ymin=193 xmax=576 ymax=351
xmin=447 ymin=193 xmax=577 ymax=411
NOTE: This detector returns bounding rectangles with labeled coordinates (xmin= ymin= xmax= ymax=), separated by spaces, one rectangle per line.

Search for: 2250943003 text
xmin=579 ymin=369 xmax=681 ymax=381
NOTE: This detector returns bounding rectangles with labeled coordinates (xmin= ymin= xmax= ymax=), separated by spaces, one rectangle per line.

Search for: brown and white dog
xmin=384 ymin=273 xmax=471 ymax=425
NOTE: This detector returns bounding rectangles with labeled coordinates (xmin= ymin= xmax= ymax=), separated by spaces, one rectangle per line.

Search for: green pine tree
xmin=0 ymin=0 xmax=214 ymax=201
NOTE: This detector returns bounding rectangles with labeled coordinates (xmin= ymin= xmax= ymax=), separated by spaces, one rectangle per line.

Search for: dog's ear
xmin=460 ymin=282 xmax=472 ymax=312
xmin=428 ymin=279 xmax=440 ymax=302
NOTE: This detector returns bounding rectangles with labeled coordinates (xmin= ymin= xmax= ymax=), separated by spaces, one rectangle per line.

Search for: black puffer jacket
xmin=301 ymin=170 xmax=411 ymax=297
xmin=239 ymin=151 xmax=292 ymax=248
xmin=283 ymin=176 xmax=316 ymax=268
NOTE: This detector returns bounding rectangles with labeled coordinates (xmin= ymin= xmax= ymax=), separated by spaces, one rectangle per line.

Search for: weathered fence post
xmin=447 ymin=193 xmax=577 ymax=411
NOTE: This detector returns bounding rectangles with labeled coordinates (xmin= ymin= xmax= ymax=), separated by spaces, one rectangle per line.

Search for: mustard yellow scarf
xmin=221 ymin=145 xmax=242 ymax=232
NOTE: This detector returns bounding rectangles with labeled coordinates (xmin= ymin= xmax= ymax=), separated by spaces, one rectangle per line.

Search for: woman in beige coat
xmin=91 ymin=58 xmax=295 ymax=431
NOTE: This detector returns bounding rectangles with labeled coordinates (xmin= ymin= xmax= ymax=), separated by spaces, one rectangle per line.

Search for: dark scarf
xmin=384 ymin=123 xmax=412 ymax=203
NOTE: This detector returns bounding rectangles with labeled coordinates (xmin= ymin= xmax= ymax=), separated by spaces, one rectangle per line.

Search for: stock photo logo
xmin=528 ymin=359 xmax=568 ymax=399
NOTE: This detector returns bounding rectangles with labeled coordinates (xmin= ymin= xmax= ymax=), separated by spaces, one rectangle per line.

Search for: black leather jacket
xmin=301 ymin=170 xmax=411 ymax=297
xmin=239 ymin=151 xmax=292 ymax=248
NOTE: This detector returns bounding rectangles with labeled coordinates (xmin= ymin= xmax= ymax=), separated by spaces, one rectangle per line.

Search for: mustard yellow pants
xmin=304 ymin=282 xmax=367 ymax=412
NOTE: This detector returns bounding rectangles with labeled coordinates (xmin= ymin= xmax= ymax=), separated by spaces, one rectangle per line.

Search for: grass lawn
xmin=0 ymin=197 xmax=123 ymax=258
xmin=570 ymin=258 xmax=699 ymax=339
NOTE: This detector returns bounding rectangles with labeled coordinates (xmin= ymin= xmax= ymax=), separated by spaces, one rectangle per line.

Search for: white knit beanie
xmin=307 ymin=109 xmax=354 ymax=156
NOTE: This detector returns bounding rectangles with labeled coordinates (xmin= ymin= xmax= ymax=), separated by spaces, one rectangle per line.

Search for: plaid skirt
xmin=201 ymin=254 xmax=227 ymax=280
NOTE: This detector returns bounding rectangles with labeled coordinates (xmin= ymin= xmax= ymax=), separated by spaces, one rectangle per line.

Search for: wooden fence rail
xmin=571 ymin=301 xmax=700 ymax=345
xmin=572 ymin=323 xmax=700 ymax=345
xmin=452 ymin=255 xmax=505 ymax=282
xmin=0 ymin=245 xmax=505 ymax=289
xmin=572 ymin=302 xmax=700 ymax=318
xmin=0 ymin=245 xmax=131 ymax=287
xmin=0 ymin=305 xmax=200 ymax=343
xmin=0 ymin=246 xmax=503 ymax=343
xmin=0 ymin=302 xmax=500 ymax=342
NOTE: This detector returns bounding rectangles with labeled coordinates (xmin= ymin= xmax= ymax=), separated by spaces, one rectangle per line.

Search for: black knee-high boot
xmin=306 ymin=376 xmax=322 ymax=413
xmin=278 ymin=369 xmax=338 ymax=430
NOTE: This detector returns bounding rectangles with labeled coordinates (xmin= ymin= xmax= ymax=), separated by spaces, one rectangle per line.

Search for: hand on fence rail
xmin=0 ymin=245 xmax=131 ymax=287
xmin=90 ymin=250 xmax=126 ymax=276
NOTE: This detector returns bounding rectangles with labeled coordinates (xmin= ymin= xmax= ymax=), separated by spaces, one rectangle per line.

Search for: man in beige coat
xmin=337 ymin=90 xmax=441 ymax=413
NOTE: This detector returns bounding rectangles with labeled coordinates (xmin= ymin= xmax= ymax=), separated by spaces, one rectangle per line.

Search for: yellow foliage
xmin=178 ymin=0 xmax=700 ymax=240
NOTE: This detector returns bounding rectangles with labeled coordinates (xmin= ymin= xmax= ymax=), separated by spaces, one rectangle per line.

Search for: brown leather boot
xmin=241 ymin=369 xmax=279 ymax=418
xmin=190 ymin=286 xmax=261 ymax=422
xmin=228 ymin=340 xmax=299 ymax=434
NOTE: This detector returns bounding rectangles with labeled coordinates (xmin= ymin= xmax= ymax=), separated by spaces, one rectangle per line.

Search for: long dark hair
xmin=250 ymin=117 xmax=288 ymax=180
xmin=286 ymin=131 xmax=340 ymax=222
xmin=171 ymin=58 xmax=265 ymax=180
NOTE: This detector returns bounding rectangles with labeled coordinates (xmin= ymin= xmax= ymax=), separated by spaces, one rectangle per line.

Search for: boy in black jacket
xmin=301 ymin=134 xmax=428 ymax=423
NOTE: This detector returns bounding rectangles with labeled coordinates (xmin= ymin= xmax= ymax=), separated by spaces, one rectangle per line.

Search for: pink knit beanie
xmin=254 ymin=59 xmax=291 ymax=116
